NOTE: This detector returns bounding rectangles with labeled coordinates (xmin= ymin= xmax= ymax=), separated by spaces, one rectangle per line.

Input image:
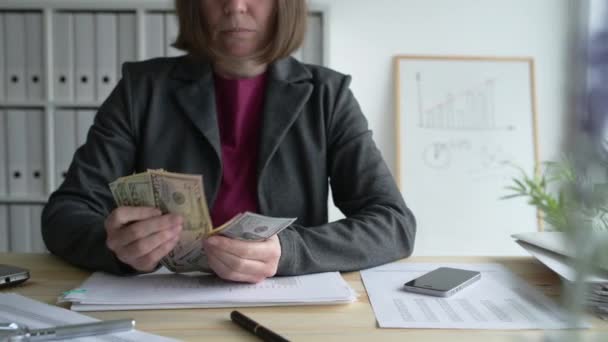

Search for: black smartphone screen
xmin=404 ymin=267 xmax=479 ymax=291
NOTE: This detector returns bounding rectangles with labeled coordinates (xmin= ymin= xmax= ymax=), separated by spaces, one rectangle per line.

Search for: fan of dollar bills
xmin=109 ymin=170 xmax=295 ymax=272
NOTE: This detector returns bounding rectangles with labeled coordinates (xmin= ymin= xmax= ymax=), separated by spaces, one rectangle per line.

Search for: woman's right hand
xmin=104 ymin=207 xmax=183 ymax=272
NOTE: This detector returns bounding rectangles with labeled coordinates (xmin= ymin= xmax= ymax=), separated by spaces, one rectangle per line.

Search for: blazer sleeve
xmin=41 ymin=67 xmax=138 ymax=274
xmin=276 ymin=75 xmax=416 ymax=275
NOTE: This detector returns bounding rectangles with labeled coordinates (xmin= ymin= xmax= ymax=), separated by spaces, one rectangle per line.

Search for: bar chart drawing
xmin=416 ymin=72 xmax=515 ymax=131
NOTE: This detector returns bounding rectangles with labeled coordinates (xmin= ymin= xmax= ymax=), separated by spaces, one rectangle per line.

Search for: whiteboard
xmin=395 ymin=56 xmax=540 ymax=256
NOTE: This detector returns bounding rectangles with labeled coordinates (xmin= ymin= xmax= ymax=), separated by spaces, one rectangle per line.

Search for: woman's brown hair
xmin=173 ymin=0 xmax=307 ymax=63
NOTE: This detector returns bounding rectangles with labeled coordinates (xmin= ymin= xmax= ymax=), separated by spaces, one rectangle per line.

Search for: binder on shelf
xmin=6 ymin=110 xmax=28 ymax=196
xmin=9 ymin=205 xmax=31 ymax=252
xmin=0 ymin=13 xmax=5 ymax=102
xmin=5 ymin=12 xmax=26 ymax=102
xmin=0 ymin=110 xmax=7 ymax=196
xmin=0 ymin=206 xmax=8 ymax=252
xmin=95 ymin=13 xmax=117 ymax=103
xmin=145 ymin=13 xmax=165 ymax=58
xmin=54 ymin=109 xmax=76 ymax=189
xmin=25 ymin=12 xmax=44 ymax=101
xmin=74 ymin=13 xmax=95 ymax=103
xmin=165 ymin=13 xmax=181 ymax=57
xmin=53 ymin=12 xmax=74 ymax=103
xmin=29 ymin=205 xmax=46 ymax=253
xmin=27 ymin=110 xmax=45 ymax=196
xmin=76 ymin=109 xmax=96 ymax=147
xmin=301 ymin=13 xmax=323 ymax=65
xmin=117 ymin=12 xmax=137 ymax=68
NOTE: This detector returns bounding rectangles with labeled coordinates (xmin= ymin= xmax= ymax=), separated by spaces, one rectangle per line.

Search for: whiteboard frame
xmin=394 ymin=54 xmax=543 ymax=232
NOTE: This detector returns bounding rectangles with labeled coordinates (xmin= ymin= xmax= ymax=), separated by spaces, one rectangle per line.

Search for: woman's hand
xmin=105 ymin=207 xmax=183 ymax=272
xmin=202 ymin=235 xmax=281 ymax=283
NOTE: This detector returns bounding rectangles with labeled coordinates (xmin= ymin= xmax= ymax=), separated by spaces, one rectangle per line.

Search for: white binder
xmin=29 ymin=205 xmax=46 ymax=253
xmin=53 ymin=12 xmax=74 ymax=102
xmin=9 ymin=205 xmax=31 ymax=252
xmin=0 ymin=206 xmax=8 ymax=252
xmin=76 ymin=109 xmax=96 ymax=147
xmin=165 ymin=13 xmax=181 ymax=57
xmin=6 ymin=110 xmax=28 ymax=196
xmin=25 ymin=12 xmax=44 ymax=101
xmin=74 ymin=13 xmax=95 ymax=103
xmin=54 ymin=109 xmax=76 ymax=189
xmin=27 ymin=110 xmax=45 ymax=196
xmin=95 ymin=13 xmax=117 ymax=102
xmin=0 ymin=13 xmax=5 ymax=102
xmin=145 ymin=13 xmax=165 ymax=58
xmin=5 ymin=12 xmax=26 ymax=102
xmin=118 ymin=12 xmax=137 ymax=68
xmin=0 ymin=110 xmax=7 ymax=196
xmin=301 ymin=13 xmax=323 ymax=65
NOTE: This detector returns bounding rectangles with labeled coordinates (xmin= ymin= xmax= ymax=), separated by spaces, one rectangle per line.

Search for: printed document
xmin=0 ymin=293 xmax=177 ymax=341
xmin=60 ymin=269 xmax=357 ymax=311
xmin=361 ymin=263 xmax=589 ymax=329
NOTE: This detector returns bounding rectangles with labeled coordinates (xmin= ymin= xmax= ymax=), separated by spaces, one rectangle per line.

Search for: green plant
xmin=502 ymin=157 xmax=608 ymax=232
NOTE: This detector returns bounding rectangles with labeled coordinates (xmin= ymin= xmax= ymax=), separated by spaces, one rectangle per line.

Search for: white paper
xmin=61 ymin=269 xmax=357 ymax=311
xmin=361 ymin=263 xmax=588 ymax=329
xmin=511 ymin=232 xmax=572 ymax=257
xmin=516 ymin=240 xmax=608 ymax=283
xmin=514 ymin=239 xmax=608 ymax=320
xmin=0 ymin=293 xmax=178 ymax=341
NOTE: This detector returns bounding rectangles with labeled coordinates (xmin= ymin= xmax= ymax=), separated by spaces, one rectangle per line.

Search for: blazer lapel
xmin=257 ymin=58 xmax=313 ymax=177
xmin=170 ymin=58 xmax=221 ymax=160
xmin=169 ymin=56 xmax=313 ymax=189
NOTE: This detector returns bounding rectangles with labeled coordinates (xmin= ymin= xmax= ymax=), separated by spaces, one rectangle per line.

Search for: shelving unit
xmin=0 ymin=0 xmax=327 ymax=252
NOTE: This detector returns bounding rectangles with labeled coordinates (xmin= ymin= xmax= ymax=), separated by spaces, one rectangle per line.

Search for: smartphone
xmin=403 ymin=267 xmax=481 ymax=297
xmin=0 ymin=264 xmax=30 ymax=288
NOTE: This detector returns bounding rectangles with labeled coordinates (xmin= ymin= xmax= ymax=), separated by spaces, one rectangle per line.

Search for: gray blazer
xmin=41 ymin=56 xmax=416 ymax=275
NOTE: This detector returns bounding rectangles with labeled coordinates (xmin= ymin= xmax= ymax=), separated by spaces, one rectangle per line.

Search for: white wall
xmin=320 ymin=0 xmax=577 ymax=254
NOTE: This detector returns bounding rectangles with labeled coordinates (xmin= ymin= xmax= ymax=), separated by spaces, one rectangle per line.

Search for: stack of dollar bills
xmin=109 ymin=170 xmax=295 ymax=273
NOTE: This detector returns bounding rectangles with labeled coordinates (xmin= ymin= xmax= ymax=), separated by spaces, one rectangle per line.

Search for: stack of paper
xmin=361 ymin=262 xmax=588 ymax=329
xmin=0 ymin=293 xmax=178 ymax=341
xmin=59 ymin=269 xmax=357 ymax=311
xmin=512 ymin=232 xmax=608 ymax=320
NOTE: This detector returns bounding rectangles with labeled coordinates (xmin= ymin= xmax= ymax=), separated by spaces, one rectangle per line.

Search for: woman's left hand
xmin=202 ymin=234 xmax=281 ymax=283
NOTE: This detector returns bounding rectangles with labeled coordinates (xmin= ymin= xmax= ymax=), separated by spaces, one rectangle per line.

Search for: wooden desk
xmin=1 ymin=254 xmax=607 ymax=341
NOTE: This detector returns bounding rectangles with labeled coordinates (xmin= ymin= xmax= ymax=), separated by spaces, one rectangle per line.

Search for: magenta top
xmin=210 ymin=72 xmax=268 ymax=227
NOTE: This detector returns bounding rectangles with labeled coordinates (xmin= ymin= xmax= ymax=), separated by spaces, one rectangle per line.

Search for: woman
xmin=42 ymin=0 xmax=416 ymax=283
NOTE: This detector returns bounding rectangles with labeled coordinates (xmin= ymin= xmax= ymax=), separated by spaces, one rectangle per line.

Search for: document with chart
xmin=361 ymin=263 xmax=589 ymax=329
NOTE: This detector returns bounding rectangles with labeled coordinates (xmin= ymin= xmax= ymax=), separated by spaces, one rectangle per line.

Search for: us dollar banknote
xmin=149 ymin=170 xmax=212 ymax=272
xmin=109 ymin=170 xmax=296 ymax=273
xmin=210 ymin=212 xmax=296 ymax=241
xmin=109 ymin=170 xmax=212 ymax=272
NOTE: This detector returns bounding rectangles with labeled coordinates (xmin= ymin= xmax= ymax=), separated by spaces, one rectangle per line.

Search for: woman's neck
xmin=213 ymin=59 xmax=268 ymax=79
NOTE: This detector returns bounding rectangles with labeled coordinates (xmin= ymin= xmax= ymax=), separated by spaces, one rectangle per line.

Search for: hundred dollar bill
xmin=149 ymin=170 xmax=213 ymax=272
xmin=209 ymin=211 xmax=296 ymax=241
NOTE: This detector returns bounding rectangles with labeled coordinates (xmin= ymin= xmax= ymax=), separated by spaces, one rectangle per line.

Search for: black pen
xmin=230 ymin=310 xmax=290 ymax=342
